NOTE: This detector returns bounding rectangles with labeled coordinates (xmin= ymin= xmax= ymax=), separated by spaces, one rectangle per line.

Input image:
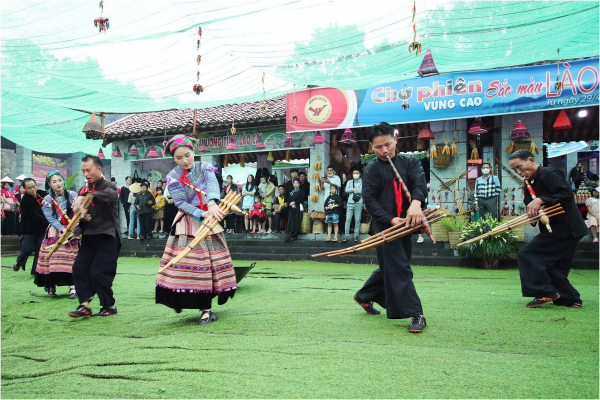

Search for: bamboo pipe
xmin=387 ymin=156 xmax=435 ymax=243
xmin=45 ymin=194 xmax=94 ymax=258
xmin=158 ymin=191 xmax=241 ymax=274
xmin=184 ymin=183 xmax=245 ymax=214
xmin=360 ymin=206 xmax=440 ymax=245
xmin=524 ymin=179 xmax=553 ymax=232
xmin=38 ymin=193 xmax=72 ymax=224
xmin=320 ymin=213 xmax=446 ymax=258
xmin=500 ymin=162 xmax=525 ymax=186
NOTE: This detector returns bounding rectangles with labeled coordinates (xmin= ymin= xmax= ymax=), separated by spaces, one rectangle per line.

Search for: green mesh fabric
xmin=1 ymin=1 xmax=598 ymax=154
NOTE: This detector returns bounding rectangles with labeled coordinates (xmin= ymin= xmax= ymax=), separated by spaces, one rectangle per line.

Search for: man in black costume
xmin=509 ymin=150 xmax=588 ymax=309
xmin=353 ymin=122 xmax=428 ymax=333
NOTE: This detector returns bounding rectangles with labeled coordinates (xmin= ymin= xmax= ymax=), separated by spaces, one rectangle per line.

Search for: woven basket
xmin=359 ymin=222 xmax=371 ymax=234
xmin=433 ymin=153 xmax=451 ymax=168
xmin=310 ymin=210 xmax=326 ymax=220
xmin=431 ymin=222 xmax=449 ymax=242
xmin=512 ymin=142 xmax=531 ymax=153
xmin=448 ymin=231 xmax=464 ymax=249
xmin=300 ymin=213 xmax=312 ymax=234
xmin=501 ymin=216 xmax=525 ymax=241
xmin=312 ymin=220 xmax=324 ymax=234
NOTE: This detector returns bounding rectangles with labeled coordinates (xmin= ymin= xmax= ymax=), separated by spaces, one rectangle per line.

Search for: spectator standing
xmin=299 ymin=171 xmax=310 ymax=209
xmin=272 ymin=185 xmax=287 ymax=233
xmin=249 ymin=194 xmax=266 ymax=234
xmin=221 ymin=175 xmax=238 ymax=234
xmin=127 ymin=183 xmax=141 ymax=239
xmin=1 ymin=178 xmax=18 ymax=236
xmin=152 ymin=180 xmax=164 ymax=197
xmin=263 ymin=176 xmax=277 ymax=232
xmin=474 ymin=162 xmax=502 ymax=220
xmin=570 ymin=162 xmax=585 ymax=191
xmin=285 ymin=169 xmax=299 ymax=200
xmin=14 ymin=185 xmax=26 ymax=237
xmin=324 ymin=185 xmax=343 ymax=242
xmin=120 ymin=176 xmax=132 ymax=232
xmin=285 ymin=179 xmax=302 ymax=242
xmin=241 ymin=175 xmax=256 ymax=233
xmin=135 ymin=182 xmax=155 ymax=240
xmin=585 ymin=187 xmax=599 ymax=243
xmin=343 ymin=168 xmax=363 ymax=242
xmin=152 ymin=187 xmax=166 ymax=233
xmin=321 ymin=166 xmax=341 ymax=206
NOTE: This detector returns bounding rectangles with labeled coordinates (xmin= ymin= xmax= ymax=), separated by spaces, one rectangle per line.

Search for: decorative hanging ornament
xmin=418 ymin=49 xmax=439 ymax=77
xmin=553 ymin=109 xmax=572 ymax=130
xmin=442 ymin=138 xmax=451 ymax=155
xmin=230 ymin=104 xmax=236 ymax=134
xmin=128 ymin=144 xmax=139 ymax=157
xmin=111 ymin=145 xmax=122 ymax=157
xmin=468 ymin=117 xmax=488 ymax=135
xmin=284 ymin=133 xmax=294 ymax=147
xmin=407 ymin=2 xmax=422 ymax=56
xmin=505 ymin=140 xmax=515 ymax=153
xmin=469 ymin=140 xmax=479 ymax=161
xmin=312 ymin=131 xmax=325 ymax=145
xmin=267 ymin=152 xmax=275 ymax=162
xmin=530 ymin=136 xmax=539 ymax=155
xmin=97 ymin=148 xmax=105 ymax=160
xmin=510 ymin=120 xmax=531 ymax=142
xmin=226 ymin=137 xmax=238 ymax=151
xmin=147 ymin=146 xmax=159 ymax=158
xmin=417 ymin=124 xmax=435 ymax=141
xmin=555 ymin=49 xmax=563 ymax=91
xmin=94 ymin=1 xmax=109 ymax=33
xmin=255 ymin=135 xmax=266 ymax=150
xmin=197 ymin=55 xmax=201 ymax=65
xmin=82 ymin=113 xmax=103 ymax=135
xmin=197 ymin=71 xmax=200 ymax=81
xmin=339 ymin=128 xmax=357 ymax=144
xmin=260 ymin=72 xmax=267 ymax=113
xmin=193 ymin=84 xmax=204 ymax=95
xmin=450 ymin=137 xmax=459 ymax=156
xmin=198 ymin=139 xmax=210 ymax=153
xmin=401 ymin=81 xmax=410 ymax=109
xmin=430 ymin=140 xmax=438 ymax=158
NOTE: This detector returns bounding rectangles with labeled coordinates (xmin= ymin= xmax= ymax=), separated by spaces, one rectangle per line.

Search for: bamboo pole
xmin=360 ymin=206 xmax=440 ymax=245
xmin=45 ymin=194 xmax=94 ymax=258
xmin=183 ymin=183 xmax=245 ymax=214
xmin=158 ymin=191 xmax=243 ymax=274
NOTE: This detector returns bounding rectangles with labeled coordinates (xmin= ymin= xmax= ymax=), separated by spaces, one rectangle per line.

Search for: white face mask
xmin=353 ymin=174 xmax=360 ymax=179
xmin=328 ymin=171 xmax=334 ymax=177
xmin=482 ymin=168 xmax=490 ymax=175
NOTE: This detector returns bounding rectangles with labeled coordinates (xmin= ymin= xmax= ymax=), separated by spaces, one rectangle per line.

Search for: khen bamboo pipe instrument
xmin=311 ymin=211 xmax=446 ymax=258
xmin=523 ymin=179 xmax=553 ymax=232
xmin=456 ymin=204 xmax=564 ymax=248
xmin=184 ymin=182 xmax=245 ymax=214
xmin=45 ymin=194 xmax=94 ymax=258
xmin=387 ymin=156 xmax=435 ymax=243
xmin=158 ymin=190 xmax=244 ymax=274
xmin=360 ymin=206 xmax=440 ymax=246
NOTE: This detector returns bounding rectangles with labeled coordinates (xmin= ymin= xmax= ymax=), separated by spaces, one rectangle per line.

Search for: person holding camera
xmin=343 ymin=167 xmax=363 ymax=242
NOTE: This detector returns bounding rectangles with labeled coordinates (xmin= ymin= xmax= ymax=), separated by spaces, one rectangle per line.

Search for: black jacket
xmin=324 ymin=194 xmax=342 ymax=215
xmin=135 ymin=192 xmax=156 ymax=214
xmin=524 ymin=166 xmax=588 ymax=238
xmin=77 ymin=177 xmax=121 ymax=243
xmin=120 ymin=185 xmax=131 ymax=207
xmin=19 ymin=193 xmax=48 ymax=236
xmin=362 ymin=154 xmax=427 ymax=232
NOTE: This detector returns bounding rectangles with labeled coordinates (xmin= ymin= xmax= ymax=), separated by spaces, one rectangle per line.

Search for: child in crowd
xmin=249 ymin=194 xmax=266 ymax=234
xmin=241 ymin=175 xmax=256 ymax=233
xmin=324 ymin=185 xmax=343 ymax=242
xmin=152 ymin=187 xmax=166 ymax=233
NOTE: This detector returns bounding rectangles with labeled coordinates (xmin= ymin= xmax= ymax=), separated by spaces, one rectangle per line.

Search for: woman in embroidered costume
xmin=155 ymin=135 xmax=237 ymax=325
xmin=35 ymin=171 xmax=78 ymax=298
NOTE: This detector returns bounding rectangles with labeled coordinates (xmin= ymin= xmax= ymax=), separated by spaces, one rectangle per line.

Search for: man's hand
xmin=136 ymin=205 xmax=140 ymax=210
xmin=391 ymin=217 xmax=404 ymax=226
xmin=72 ymin=196 xmax=84 ymax=214
xmin=527 ymin=198 xmax=544 ymax=219
xmin=405 ymin=201 xmax=422 ymax=228
xmin=82 ymin=214 xmax=91 ymax=222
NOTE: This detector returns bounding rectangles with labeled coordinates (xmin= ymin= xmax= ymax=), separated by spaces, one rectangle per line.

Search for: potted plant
xmin=440 ymin=215 xmax=468 ymax=249
xmin=458 ymin=214 xmax=519 ymax=269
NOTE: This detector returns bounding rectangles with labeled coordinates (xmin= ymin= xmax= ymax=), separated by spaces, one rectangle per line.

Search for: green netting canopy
xmin=2 ymin=1 xmax=598 ymax=153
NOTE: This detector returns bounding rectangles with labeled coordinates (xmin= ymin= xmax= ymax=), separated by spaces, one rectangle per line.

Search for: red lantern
xmin=147 ymin=146 xmax=159 ymax=158
xmin=83 ymin=113 xmax=103 ymax=135
xmin=553 ymin=109 xmax=572 ymax=130
xmin=418 ymin=49 xmax=439 ymax=77
xmin=417 ymin=124 xmax=435 ymax=141
xmin=284 ymin=133 xmax=294 ymax=147
xmin=313 ymin=131 xmax=325 ymax=145
xmin=97 ymin=148 xmax=105 ymax=160
xmin=226 ymin=137 xmax=238 ymax=151
xmin=510 ymin=120 xmax=531 ymax=142
xmin=128 ymin=144 xmax=139 ymax=157
xmin=111 ymin=145 xmax=122 ymax=157
xmin=339 ymin=128 xmax=357 ymax=144
xmin=255 ymin=136 xmax=266 ymax=150
xmin=468 ymin=117 xmax=488 ymax=135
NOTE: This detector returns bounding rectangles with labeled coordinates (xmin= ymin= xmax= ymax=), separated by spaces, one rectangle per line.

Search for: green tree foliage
xmin=1 ymin=149 xmax=16 ymax=179
xmin=32 ymin=154 xmax=66 ymax=168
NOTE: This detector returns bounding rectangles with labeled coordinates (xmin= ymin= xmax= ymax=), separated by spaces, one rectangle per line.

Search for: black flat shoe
xmin=198 ymin=311 xmax=218 ymax=325
xmin=67 ymin=287 xmax=77 ymax=299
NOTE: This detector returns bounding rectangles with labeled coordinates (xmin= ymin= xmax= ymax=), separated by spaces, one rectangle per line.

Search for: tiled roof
xmin=98 ymin=95 xmax=286 ymax=139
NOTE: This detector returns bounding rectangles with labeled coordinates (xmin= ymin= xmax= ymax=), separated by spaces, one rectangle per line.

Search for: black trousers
xmin=2 ymin=211 xmax=15 ymax=235
xmin=73 ymin=234 xmax=121 ymax=307
xmin=15 ymin=234 xmax=44 ymax=275
xmin=273 ymin=207 xmax=287 ymax=232
xmin=518 ymin=234 xmax=582 ymax=304
xmin=123 ymin=202 xmax=131 ymax=231
xmin=224 ymin=213 xmax=236 ymax=232
xmin=355 ymin=235 xmax=423 ymax=319
xmin=138 ymin=213 xmax=153 ymax=238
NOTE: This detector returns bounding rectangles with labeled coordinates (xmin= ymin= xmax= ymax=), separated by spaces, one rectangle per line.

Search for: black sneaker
xmin=68 ymin=305 xmax=92 ymax=318
xmin=526 ymin=294 xmax=560 ymax=308
xmin=92 ymin=307 xmax=118 ymax=317
xmin=353 ymin=295 xmax=381 ymax=315
xmin=12 ymin=263 xmax=20 ymax=271
xmin=198 ymin=311 xmax=217 ymax=325
xmin=408 ymin=315 xmax=427 ymax=333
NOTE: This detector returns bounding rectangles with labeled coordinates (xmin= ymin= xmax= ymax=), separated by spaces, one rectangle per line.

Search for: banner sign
xmin=286 ymin=58 xmax=599 ymax=132
xmin=123 ymin=127 xmax=314 ymax=161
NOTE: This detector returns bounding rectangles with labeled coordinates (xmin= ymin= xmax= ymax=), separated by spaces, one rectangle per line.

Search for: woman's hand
xmin=202 ymin=203 xmax=224 ymax=220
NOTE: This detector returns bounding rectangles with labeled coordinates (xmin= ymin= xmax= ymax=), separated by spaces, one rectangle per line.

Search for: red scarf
xmin=179 ymin=169 xmax=208 ymax=211
xmin=393 ymin=179 xmax=403 ymax=218
xmin=524 ymin=179 xmax=537 ymax=199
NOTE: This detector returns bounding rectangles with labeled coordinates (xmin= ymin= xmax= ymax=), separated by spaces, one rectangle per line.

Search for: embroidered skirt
xmin=155 ymin=214 xmax=237 ymax=311
xmin=34 ymin=226 xmax=78 ymax=288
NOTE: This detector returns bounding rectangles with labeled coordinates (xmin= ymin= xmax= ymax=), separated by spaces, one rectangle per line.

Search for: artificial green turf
xmin=1 ymin=256 xmax=598 ymax=399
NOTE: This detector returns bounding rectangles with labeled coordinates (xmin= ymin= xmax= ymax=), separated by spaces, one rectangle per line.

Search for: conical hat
xmin=15 ymin=174 xmax=28 ymax=180
xmin=1 ymin=176 xmax=14 ymax=184
xmin=129 ymin=182 xmax=142 ymax=193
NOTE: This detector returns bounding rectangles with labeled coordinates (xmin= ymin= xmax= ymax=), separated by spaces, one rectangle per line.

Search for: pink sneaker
xmin=593 ymin=238 xmax=599 ymax=243
xmin=258 ymin=231 xmax=264 ymax=234
xmin=250 ymin=230 xmax=256 ymax=234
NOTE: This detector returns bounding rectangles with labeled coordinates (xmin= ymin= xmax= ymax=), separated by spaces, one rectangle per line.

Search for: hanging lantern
xmin=82 ymin=113 xmax=103 ymax=135
xmin=510 ymin=120 xmax=531 ymax=142
xmin=267 ymin=152 xmax=274 ymax=162
xmin=128 ymin=144 xmax=139 ymax=157
xmin=111 ymin=145 xmax=123 ymax=157
xmin=553 ymin=109 xmax=572 ymax=130
xmin=313 ymin=131 xmax=325 ymax=145
xmin=226 ymin=137 xmax=238 ymax=151
xmin=198 ymin=139 xmax=209 ymax=153
xmin=284 ymin=133 xmax=294 ymax=147
xmin=339 ymin=128 xmax=357 ymax=144
xmin=255 ymin=136 xmax=266 ymax=150
xmin=147 ymin=146 xmax=159 ymax=158
xmin=418 ymin=49 xmax=439 ymax=77
xmin=417 ymin=124 xmax=435 ymax=141
xmin=468 ymin=117 xmax=488 ymax=135
xmin=97 ymin=148 xmax=105 ymax=160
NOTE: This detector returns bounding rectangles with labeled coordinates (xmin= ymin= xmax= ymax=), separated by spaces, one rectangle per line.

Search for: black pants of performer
xmin=138 ymin=213 xmax=153 ymax=238
xmin=224 ymin=213 xmax=236 ymax=232
xmin=355 ymin=234 xmax=423 ymax=319
xmin=15 ymin=234 xmax=44 ymax=275
xmin=123 ymin=202 xmax=131 ymax=232
xmin=73 ymin=234 xmax=121 ymax=308
xmin=273 ymin=207 xmax=287 ymax=232
xmin=518 ymin=234 xmax=582 ymax=305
